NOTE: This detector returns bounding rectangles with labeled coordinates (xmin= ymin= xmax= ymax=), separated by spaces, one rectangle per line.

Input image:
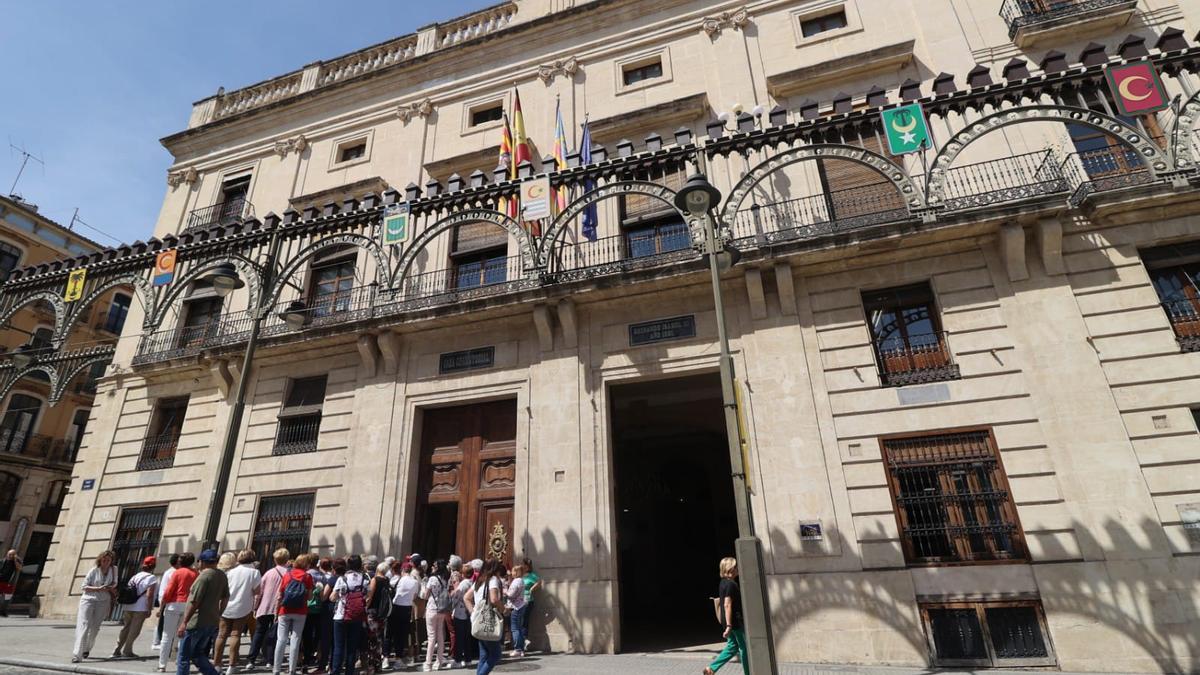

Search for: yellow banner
xmin=64 ymin=268 xmax=87 ymax=302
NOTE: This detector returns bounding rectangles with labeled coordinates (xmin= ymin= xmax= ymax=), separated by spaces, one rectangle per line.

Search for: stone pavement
xmin=0 ymin=617 xmax=1109 ymax=675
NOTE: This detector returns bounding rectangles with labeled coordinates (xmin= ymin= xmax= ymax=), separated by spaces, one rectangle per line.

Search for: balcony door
xmin=0 ymin=394 xmax=41 ymax=455
xmin=415 ymin=400 xmax=517 ymax=566
xmin=178 ymin=286 xmax=224 ymax=348
xmin=308 ymin=250 xmax=357 ymax=318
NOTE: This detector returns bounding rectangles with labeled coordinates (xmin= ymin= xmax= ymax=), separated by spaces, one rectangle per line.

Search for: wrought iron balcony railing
xmin=1064 ymin=145 xmax=1156 ymax=205
xmin=873 ymin=331 xmax=961 ymax=387
xmin=1162 ymin=297 xmax=1200 ymax=352
xmin=136 ymin=433 xmax=180 ymax=471
xmin=1000 ymin=0 xmax=1136 ymax=39
xmin=547 ymin=221 xmax=697 ymax=281
xmin=941 ymin=150 xmax=1066 ymax=210
xmin=272 ymin=414 xmax=321 ymax=455
xmin=731 ymin=181 xmax=909 ymax=245
xmin=184 ymin=197 xmax=254 ymax=232
xmin=0 ymin=430 xmax=73 ymax=464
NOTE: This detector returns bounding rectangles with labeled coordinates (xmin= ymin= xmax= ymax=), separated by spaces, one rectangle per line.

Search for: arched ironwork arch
xmin=925 ymin=104 xmax=1169 ymax=206
xmin=717 ymin=143 xmax=923 ymax=228
xmin=146 ymin=255 xmax=263 ymax=330
xmin=391 ymin=209 xmax=538 ymax=291
xmin=0 ymin=291 xmax=66 ymax=339
xmin=537 ymin=180 xmax=685 ymax=268
xmin=51 ymin=354 xmax=112 ymax=403
xmin=267 ymin=233 xmax=392 ymax=305
xmin=56 ymin=274 xmax=156 ymax=348
xmin=0 ymin=366 xmax=58 ymax=405
xmin=1169 ymin=90 xmax=1200 ymax=171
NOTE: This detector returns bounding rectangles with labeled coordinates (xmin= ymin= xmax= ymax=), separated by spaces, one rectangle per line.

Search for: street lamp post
xmin=676 ymin=174 xmax=778 ymax=675
xmin=198 ymin=218 xmax=283 ymax=549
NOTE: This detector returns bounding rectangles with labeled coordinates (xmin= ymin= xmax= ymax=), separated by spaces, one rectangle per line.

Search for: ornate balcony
xmin=1 ymin=431 xmax=73 ymax=465
xmin=1000 ymin=0 xmax=1138 ymax=46
xmin=184 ymin=197 xmax=254 ymax=232
xmin=874 ymin=332 xmax=961 ymax=387
xmin=136 ymin=433 xmax=180 ymax=471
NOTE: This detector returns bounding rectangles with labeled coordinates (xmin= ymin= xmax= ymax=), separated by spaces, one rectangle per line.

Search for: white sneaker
xmin=152 ymin=643 xmax=161 ymax=651
xmin=422 ymin=664 xmax=432 ymax=672
xmin=381 ymin=658 xmax=390 ymax=670
xmin=225 ymin=667 xmax=235 ymax=675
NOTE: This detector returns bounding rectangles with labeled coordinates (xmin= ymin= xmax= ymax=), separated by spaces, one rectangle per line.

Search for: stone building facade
xmin=0 ymin=195 xmax=126 ymax=608
xmin=5 ymin=0 xmax=1200 ymax=670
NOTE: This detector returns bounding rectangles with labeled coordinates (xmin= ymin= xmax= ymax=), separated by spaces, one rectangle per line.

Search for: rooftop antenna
xmin=68 ymin=207 xmax=80 ymax=231
xmin=8 ymin=140 xmax=44 ymax=196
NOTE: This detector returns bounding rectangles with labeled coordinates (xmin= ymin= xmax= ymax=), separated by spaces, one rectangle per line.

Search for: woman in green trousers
xmin=704 ymin=557 xmax=747 ymax=675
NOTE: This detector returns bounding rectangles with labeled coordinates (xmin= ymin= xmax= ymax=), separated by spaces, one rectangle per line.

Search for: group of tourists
xmin=71 ymin=547 xmax=541 ymax=675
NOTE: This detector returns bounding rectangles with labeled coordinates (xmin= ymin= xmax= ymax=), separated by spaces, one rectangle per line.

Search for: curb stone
xmin=0 ymin=658 xmax=145 ymax=675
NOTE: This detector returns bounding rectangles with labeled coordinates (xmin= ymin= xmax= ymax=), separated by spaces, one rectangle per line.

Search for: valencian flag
xmin=579 ymin=118 xmax=598 ymax=241
xmin=1107 ymin=60 xmax=1169 ymax=116
xmin=553 ymin=99 xmax=569 ymax=212
xmin=498 ymin=113 xmax=516 ymax=219
xmin=881 ymin=103 xmax=930 ymax=156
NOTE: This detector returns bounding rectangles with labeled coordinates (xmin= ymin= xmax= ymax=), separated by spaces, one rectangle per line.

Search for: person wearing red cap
xmin=113 ymin=556 xmax=159 ymax=658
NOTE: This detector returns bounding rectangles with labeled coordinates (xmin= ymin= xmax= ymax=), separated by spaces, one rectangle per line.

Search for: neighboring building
xmin=0 ymin=194 xmax=126 ymax=609
xmin=7 ymin=0 xmax=1200 ymax=670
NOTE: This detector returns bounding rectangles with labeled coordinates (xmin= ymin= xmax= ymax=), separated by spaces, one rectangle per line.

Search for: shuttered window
xmin=882 ymin=429 xmax=1025 ymax=565
xmin=818 ymin=133 xmax=907 ymax=221
xmin=922 ymin=600 xmax=1055 ymax=667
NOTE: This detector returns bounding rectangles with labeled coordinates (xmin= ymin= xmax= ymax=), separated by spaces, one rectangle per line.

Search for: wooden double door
xmin=415 ymin=400 xmax=516 ymax=566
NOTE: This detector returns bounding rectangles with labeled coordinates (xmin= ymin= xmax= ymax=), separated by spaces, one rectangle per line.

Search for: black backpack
xmin=368 ymin=576 xmax=391 ymax=619
xmin=117 ymin=575 xmax=141 ymax=605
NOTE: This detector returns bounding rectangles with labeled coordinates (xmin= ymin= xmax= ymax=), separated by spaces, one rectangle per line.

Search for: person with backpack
xmin=302 ymin=557 xmax=329 ymax=674
xmin=703 ymin=557 xmax=747 ymax=675
xmin=363 ymin=561 xmax=392 ymax=674
xmin=274 ymin=553 xmax=315 ymax=675
xmin=422 ymin=559 xmax=452 ymax=672
xmin=330 ymin=554 xmax=368 ymax=675
xmin=112 ymin=555 xmax=158 ymax=658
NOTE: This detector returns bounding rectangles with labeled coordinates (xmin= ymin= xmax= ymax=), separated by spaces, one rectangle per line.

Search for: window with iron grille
xmin=251 ymin=493 xmax=315 ymax=567
xmin=273 ymin=376 xmax=326 ymax=455
xmin=1141 ymin=241 xmax=1200 ymax=352
xmin=882 ymin=429 xmax=1025 ymax=565
xmin=138 ymin=397 xmax=188 ymax=471
xmin=863 ymin=283 xmax=959 ymax=387
xmin=111 ymin=506 xmax=166 ymax=595
xmin=922 ymin=600 xmax=1054 ymax=667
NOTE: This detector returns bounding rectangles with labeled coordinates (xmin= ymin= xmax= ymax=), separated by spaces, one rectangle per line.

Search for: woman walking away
xmin=72 ymin=550 xmax=117 ymax=662
xmin=464 ymin=559 xmax=505 ymax=675
xmin=703 ymin=557 xmax=747 ymax=675
xmin=505 ymin=564 xmax=527 ymax=658
xmin=151 ymin=554 xmax=181 ymax=652
xmin=274 ymin=553 xmax=315 ymax=675
xmin=331 ymin=555 xmax=368 ymax=675
xmin=363 ymin=561 xmax=392 ymax=674
xmin=113 ymin=555 xmax=158 ymax=658
xmin=157 ymin=552 xmax=197 ymax=672
xmin=422 ymin=559 xmax=452 ymax=671
xmin=388 ymin=561 xmax=417 ymax=667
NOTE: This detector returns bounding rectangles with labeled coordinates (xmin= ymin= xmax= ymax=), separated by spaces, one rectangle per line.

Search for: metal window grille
xmin=110 ymin=506 xmax=166 ymax=620
xmin=251 ymin=494 xmax=315 ymax=567
xmin=138 ymin=397 xmax=188 ymax=470
xmin=923 ymin=601 xmax=1054 ymax=667
xmin=883 ymin=430 xmax=1024 ymax=565
xmin=864 ymin=283 xmax=960 ymax=386
xmin=273 ymin=377 xmax=326 ymax=455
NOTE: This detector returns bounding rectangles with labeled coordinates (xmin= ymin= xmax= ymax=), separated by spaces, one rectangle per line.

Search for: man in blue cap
xmin=176 ymin=549 xmax=229 ymax=675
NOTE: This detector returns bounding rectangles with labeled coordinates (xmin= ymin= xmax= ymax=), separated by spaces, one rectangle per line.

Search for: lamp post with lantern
xmin=674 ymin=174 xmax=778 ymax=675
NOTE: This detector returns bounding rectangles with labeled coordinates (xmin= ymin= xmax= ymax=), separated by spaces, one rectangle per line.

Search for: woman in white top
xmin=422 ymin=560 xmax=452 ymax=672
xmin=73 ymin=550 xmax=117 ymax=662
xmin=450 ymin=560 xmax=479 ymax=668
xmin=504 ymin=564 xmax=528 ymax=658
xmin=330 ymin=555 xmax=368 ymax=675
xmin=463 ymin=559 xmax=505 ymax=675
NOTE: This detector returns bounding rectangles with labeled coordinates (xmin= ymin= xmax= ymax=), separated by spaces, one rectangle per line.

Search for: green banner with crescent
xmin=881 ymin=103 xmax=930 ymax=156
xmin=383 ymin=202 xmax=411 ymax=247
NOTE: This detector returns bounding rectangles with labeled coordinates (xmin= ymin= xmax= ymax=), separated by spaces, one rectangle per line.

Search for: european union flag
xmin=580 ymin=120 xmax=597 ymax=242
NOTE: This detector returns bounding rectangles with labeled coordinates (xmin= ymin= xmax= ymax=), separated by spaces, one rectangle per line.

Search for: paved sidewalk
xmin=0 ymin=617 xmax=1104 ymax=675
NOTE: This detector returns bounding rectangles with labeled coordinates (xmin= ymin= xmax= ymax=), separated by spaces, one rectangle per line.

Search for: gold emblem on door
xmin=487 ymin=521 xmax=508 ymax=561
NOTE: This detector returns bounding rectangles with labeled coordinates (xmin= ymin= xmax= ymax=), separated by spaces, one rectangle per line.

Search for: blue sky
xmin=0 ymin=1 xmax=496 ymax=246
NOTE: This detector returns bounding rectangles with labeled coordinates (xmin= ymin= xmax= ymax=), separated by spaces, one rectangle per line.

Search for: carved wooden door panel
xmin=417 ymin=400 xmax=516 ymax=565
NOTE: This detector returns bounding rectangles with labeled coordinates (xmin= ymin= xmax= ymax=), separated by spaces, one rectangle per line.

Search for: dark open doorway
xmin=610 ymin=373 xmax=739 ymax=652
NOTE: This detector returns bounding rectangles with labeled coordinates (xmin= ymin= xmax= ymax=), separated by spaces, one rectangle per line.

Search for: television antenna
xmin=8 ymin=141 xmax=44 ymax=197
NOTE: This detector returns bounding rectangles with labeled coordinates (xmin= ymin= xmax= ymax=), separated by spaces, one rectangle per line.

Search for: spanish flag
xmin=499 ymin=113 xmax=516 ymax=219
xmin=511 ymin=88 xmax=537 ymax=234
